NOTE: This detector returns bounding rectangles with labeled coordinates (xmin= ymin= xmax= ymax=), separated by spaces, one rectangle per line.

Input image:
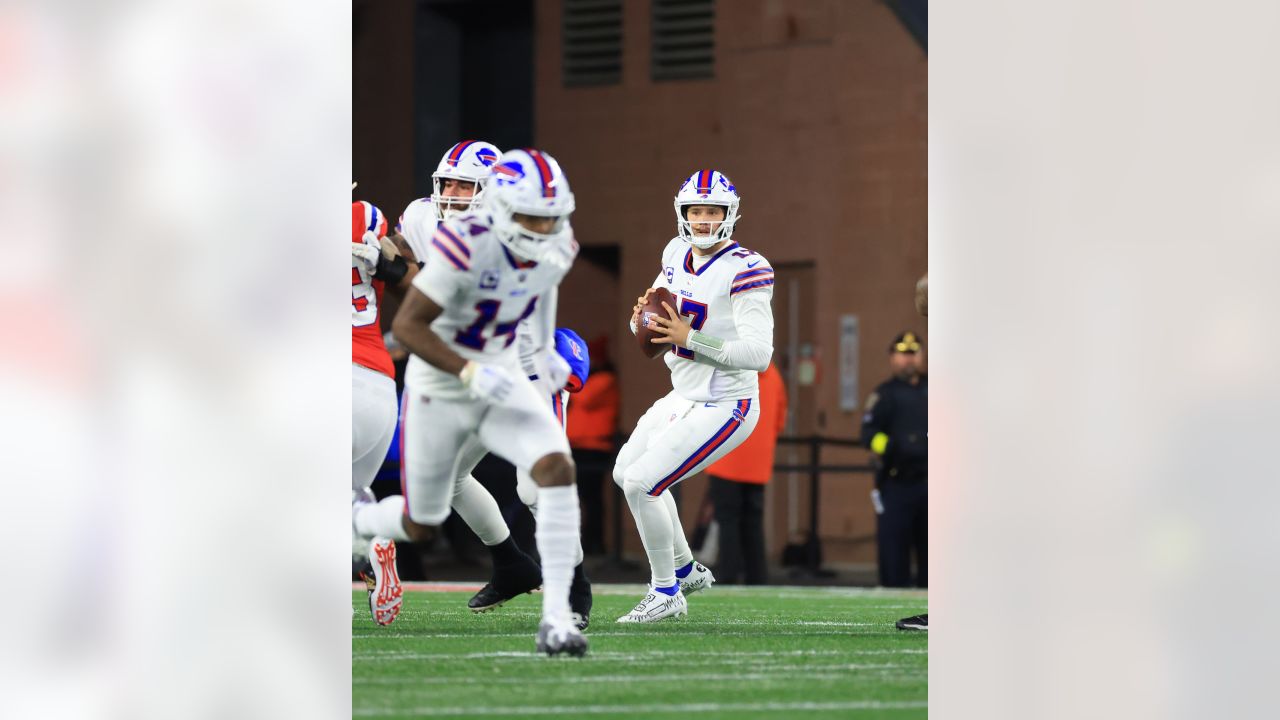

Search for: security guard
xmin=862 ymin=331 xmax=928 ymax=588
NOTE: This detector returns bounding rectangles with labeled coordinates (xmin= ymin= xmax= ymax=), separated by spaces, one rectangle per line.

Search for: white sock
xmin=451 ymin=474 xmax=511 ymax=546
xmin=660 ymin=490 xmax=695 ymax=571
xmin=353 ymin=495 xmax=411 ymax=543
xmin=535 ymin=485 xmax=580 ymax=620
xmin=625 ymin=483 xmax=676 ymax=589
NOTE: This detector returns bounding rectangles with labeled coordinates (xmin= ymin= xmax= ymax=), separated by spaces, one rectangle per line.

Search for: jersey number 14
xmin=455 ymin=297 xmax=537 ymax=352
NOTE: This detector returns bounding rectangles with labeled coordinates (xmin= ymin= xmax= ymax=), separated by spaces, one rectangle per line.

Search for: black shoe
xmin=468 ymin=558 xmax=542 ymax=613
xmin=896 ymin=613 xmax=928 ymax=631
xmin=569 ymin=564 xmax=593 ymax=631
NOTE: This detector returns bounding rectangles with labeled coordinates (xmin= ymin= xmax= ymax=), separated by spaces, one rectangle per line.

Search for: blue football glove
xmin=554 ymin=328 xmax=590 ymax=393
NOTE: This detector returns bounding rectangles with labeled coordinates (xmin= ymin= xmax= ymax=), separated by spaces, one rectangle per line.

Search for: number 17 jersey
xmin=404 ymin=213 xmax=576 ymax=400
xmin=653 ymin=237 xmax=775 ymax=402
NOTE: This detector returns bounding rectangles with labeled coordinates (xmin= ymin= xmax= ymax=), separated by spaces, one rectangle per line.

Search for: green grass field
xmin=352 ymin=583 xmax=927 ymax=719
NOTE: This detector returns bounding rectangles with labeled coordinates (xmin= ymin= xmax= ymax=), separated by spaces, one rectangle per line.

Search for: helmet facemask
xmin=431 ymin=174 xmax=486 ymax=221
xmin=487 ymin=192 xmax=577 ymax=270
xmin=675 ymin=200 xmax=740 ymax=249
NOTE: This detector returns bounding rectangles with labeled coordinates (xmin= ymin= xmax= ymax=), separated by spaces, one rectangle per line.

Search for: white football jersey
xmin=401 ymin=198 xmax=551 ymax=380
xmin=651 ymin=238 xmax=774 ymax=402
xmin=405 ymin=212 xmax=576 ymax=400
xmin=398 ymin=197 xmax=437 ymax=263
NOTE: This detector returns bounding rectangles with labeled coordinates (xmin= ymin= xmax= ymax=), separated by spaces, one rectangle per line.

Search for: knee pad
xmin=620 ymin=466 xmax=654 ymax=504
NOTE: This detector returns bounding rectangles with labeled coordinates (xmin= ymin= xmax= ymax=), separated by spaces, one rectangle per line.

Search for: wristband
xmin=687 ymin=329 xmax=724 ymax=353
xmin=376 ymin=253 xmax=409 ymax=285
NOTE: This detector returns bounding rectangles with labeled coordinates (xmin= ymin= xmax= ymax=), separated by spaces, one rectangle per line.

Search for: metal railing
xmin=774 ymin=435 xmax=874 ymax=575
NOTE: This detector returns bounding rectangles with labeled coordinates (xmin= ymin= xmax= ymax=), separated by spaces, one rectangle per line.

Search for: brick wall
xmin=534 ymin=0 xmax=926 ymax=567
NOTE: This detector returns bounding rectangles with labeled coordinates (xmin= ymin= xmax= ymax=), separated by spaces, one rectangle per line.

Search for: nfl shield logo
xmin=665 ymin=266 xmax=674 ymax=283
xmin=480 ymin=270 xmax=499 ymax=290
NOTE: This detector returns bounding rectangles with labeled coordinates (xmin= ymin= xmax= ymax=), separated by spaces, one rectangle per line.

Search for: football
xmin=635 ymin=286 xmax=678 ymax=358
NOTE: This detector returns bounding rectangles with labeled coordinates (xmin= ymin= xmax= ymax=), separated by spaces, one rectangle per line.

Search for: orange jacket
xmin=707 ymin=363 xmax=788 ymax=484
xmin=566 ymin=370 xmax=620 ymax=452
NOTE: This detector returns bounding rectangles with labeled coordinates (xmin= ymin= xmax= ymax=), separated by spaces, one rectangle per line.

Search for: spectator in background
xmin=565 ymin=336 xmax=619 ymax=556
xmin=863 ymin=331 xmax=928 ymax=588
xmin=705 ymin=362 xmax=788 ymax=585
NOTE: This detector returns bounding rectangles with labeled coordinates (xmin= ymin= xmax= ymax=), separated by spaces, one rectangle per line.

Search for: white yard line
xmin=353 ymin=648 xmax=927 ymax=661
xmin=356 ymin=667 xmax=918 ymax=686
xmin=358 ymin=582 xmax=927 ymax=601
xmin=353 ymin=629 xmax=907 ymax=639
xmin=353 ymin=700 xmax=927 ymax=716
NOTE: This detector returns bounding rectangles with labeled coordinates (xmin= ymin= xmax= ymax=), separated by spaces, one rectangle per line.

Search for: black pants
xmin=876 ymin=472 xmax=928 ymax=588
xmin=571 ymin=448 xmax=613 ymax=556
xmin=709 ymin=476 xmax=768 ymax=585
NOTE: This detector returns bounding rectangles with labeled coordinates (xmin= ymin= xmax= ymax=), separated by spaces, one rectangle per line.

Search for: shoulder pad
xmin=429 ymin=220 xmax=475 ymax=272
xmin=729 ymin=249 xmax=774 ymax=296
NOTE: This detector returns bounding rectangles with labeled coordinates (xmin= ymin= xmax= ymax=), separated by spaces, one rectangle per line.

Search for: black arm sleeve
xmin=376 ymin=254 xmax=410 ymax=285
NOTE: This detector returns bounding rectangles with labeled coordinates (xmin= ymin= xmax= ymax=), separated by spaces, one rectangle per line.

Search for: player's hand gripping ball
xmin=634 ymin=287 xmax=678 ymax=359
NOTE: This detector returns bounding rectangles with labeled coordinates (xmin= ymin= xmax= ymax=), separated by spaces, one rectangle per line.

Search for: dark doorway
xmin=415 ymin=0 xmax=535 ymax=196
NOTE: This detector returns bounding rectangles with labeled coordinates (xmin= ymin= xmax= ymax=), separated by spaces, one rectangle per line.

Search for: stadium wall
xmin=534 ymin=0 xmax=926 ymax=568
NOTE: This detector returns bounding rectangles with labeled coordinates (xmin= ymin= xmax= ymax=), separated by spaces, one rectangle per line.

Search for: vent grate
xmin=563 ymin=0 xmax=623 ymax=87
xmin=652 ymin=0 xmax=714 ymax=81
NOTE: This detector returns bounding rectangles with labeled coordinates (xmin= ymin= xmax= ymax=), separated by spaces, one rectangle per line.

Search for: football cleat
xmin=616 ymin=587 xmax=687 ymax=623
xmin=536 ymin=615 xmax=589 ymax=657
xmin=468 ymin=558 xmax=543 ymax=613
xmin=361 ymin=538 xmax=403 ymax=626
xmin=678 ymin=562 xmax=715 ymax=597
xmin=896 ymin=613 xmax=928 ymax=631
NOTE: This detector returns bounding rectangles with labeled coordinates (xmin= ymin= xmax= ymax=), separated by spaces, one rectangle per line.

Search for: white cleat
xmin=536 ymin=614 xmax=589 ymax=657
xmin=362 ymin=538 xmax=403 ymax=626
xmin=678 ymin=562 xmax=715 ymax=597
xmin=616 ymin=588 xmax=688 ymax=623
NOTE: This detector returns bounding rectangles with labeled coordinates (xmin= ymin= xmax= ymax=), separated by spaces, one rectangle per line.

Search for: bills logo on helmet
xmin=493 ymin=161 xmax=524 ymax=183
xmin=476 ymin=147 xmax=498 ymax=166
xmin=569 ymin=338 xmax=583 ymax=361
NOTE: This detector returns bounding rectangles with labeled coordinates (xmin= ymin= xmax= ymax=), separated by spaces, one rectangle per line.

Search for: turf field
xmin=352 ymin=582 xmax=927 ymax=719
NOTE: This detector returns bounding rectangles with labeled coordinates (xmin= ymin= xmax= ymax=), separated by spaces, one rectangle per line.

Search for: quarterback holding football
xmin=615 ymin=169 xmax=775 ymax=623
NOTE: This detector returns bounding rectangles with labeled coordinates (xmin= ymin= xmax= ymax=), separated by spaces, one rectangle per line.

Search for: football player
xmin=615 ymin=170 xmax=774 ymax=622
xmin=397 ymin=141 xmax=595 ymax=627
xmin=391 ymin=148 xmax=588 ymax=656
xmin=350 ymin=199 xmax=424 ymax=627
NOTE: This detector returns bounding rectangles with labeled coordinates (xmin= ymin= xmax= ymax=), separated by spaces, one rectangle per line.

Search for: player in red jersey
xmin=350 ymin=200 xmax=425 ymax=626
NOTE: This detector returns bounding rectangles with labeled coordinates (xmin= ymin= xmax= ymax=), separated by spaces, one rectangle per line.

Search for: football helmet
xmin=673 ymin=169 xmax=740 ymax=249
xmin=352 ymin=200 xmax=388 ymax=242
xmin=483 ymin=148 xmax=577 ymax=269
xmin=432 ymin=140 xmax=501 ymax=220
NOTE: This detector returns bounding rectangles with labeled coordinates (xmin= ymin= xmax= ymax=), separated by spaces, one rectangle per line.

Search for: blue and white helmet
xmin=484 ymin=148 xmax=577 ymax=269
xmin=432 ymin=140 xmax=501 ymax=220
xmin=674 ymin=169 xmax=741 ymax=249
